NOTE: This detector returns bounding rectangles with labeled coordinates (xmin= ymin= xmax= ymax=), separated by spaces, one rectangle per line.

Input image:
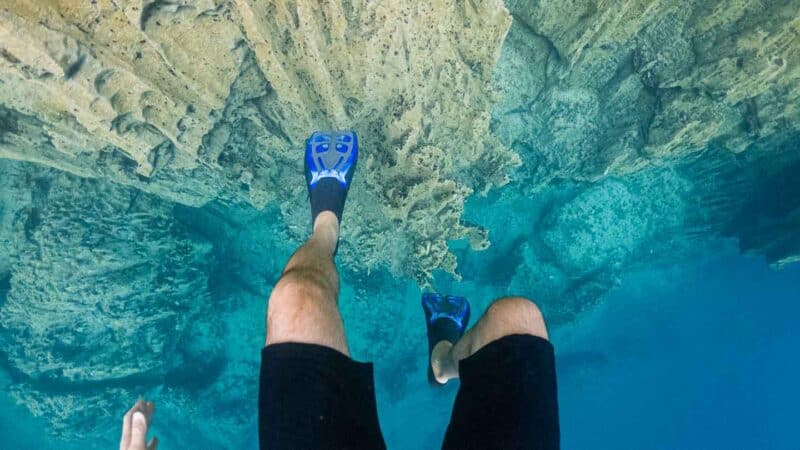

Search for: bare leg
xmin=431 ymin=296 xmax=548 ymax=384
xmin=265 ymin=211 xmax=349 ymax=355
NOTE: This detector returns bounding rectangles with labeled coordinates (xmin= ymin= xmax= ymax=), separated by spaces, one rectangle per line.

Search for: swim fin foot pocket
xmin=422 ymin=293 xmax=471 ymax=386
xmin=305 ymin=130 xmax=358 ymax=228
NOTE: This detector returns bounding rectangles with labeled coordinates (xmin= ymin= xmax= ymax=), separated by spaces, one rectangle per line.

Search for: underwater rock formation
xmin=0 ymin=159 xmax=228 ymax=438
xmin=496 ymin=0 xmax=800 ymax=184
xmin=3 ymin=0 xmax=797 ymax=281
xmin=483 ymin=0 xmax=800 ymax=321
xmin=0 ymin=0 xmax=515 ymax=282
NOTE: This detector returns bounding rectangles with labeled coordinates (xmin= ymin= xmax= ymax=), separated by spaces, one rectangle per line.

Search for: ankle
xmin=431 ymin=341 xmax=458 ymax=383
xmin=311 ymin=211 xmax=340 ymax=255
xmin=314 ymin=211 xmax=340 ymax=235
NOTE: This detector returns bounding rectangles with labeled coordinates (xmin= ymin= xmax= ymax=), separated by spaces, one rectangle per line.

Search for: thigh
xmin=442 ymin=334 xmax=560 ymax=450
xmin=259 ymin=343 xmax=386 ymax=450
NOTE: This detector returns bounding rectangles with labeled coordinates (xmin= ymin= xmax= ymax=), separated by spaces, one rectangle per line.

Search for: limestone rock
xmin=0 ymin=159 xmax=222 ymax=439
xmin=496 ymin=0 xmax=800 ymax=185
xmin=478 ymin=0 xmax=800 ymax=322
xmin=0 ymin=0 xmax=516 ymax=282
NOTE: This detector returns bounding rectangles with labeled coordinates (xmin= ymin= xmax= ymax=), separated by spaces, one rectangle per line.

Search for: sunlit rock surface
xmin=1 ymin=0 xmax=799 ymax=446
xmin=0 ymin=0 xmax=514 ymax=282
xmin=497 ymin=0 xmax=800 ymax=182
xmin=485 ymin=0 xmax=800 ymax=321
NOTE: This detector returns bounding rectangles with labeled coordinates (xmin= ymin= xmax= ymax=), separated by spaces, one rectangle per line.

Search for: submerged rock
xmin=0 ymin=0 xmax=516 ymax=282
xmin=484 ymin=0 xmax=800 ymax=321
xmin=0 ymin=160 xmax=225 ymax=438
xmin=496 ymin=0 xmax=800 ymax=185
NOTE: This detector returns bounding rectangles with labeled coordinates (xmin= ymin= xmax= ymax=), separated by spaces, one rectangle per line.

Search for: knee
xmin=266 ymin=268 xmax=346 ymax=352
xmin=269 ymin=267 xmax=333 ymax=310
xmin=484 ymin=296 xmax=548 ymax=340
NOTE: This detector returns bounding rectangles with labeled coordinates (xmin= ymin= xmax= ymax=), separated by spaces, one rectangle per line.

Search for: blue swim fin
xmin=422 ymin=293 xmax=471 ymax=386
xmin=304 ymin=130 xmax=358 ymax=228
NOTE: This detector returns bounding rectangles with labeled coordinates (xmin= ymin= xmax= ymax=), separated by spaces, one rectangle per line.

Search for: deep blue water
xmin=1 ymin=240 xmax=799 ymax=449
xmin=555 ymin=250 xmax=800 ymax=450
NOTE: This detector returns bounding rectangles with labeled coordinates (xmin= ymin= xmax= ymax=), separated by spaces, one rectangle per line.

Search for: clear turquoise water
xmin=2 ymin=240 xmax=798 ymax=449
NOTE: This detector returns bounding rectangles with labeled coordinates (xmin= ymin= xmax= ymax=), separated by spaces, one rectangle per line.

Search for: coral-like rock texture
xmin=484 ymin=0 xmax=800 ymax=321
xmin=496 ymin=0 xmax=800 ymax=183
xmin=0 ymin=0 xmax=515 ymax=282
xmin=0 ymin=160 xmax=222 ymax=438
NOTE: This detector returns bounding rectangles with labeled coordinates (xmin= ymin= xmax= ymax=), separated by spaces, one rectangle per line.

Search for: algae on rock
xmin=0 ymin=159 xmax=231 ymax=439
xmin=483 ymin=0 xmax=800 ymax=321
xmin=496 ymin=0 xmax=800 ymax=186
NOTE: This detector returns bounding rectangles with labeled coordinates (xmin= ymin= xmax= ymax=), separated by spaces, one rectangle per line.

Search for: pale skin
xmin=267 ymin=211 xmax=550 ymax=382
xmin=120 ymin=211 xmax=549 ymax=445
xmin=119 ymin=399 xmax=157 ymax=450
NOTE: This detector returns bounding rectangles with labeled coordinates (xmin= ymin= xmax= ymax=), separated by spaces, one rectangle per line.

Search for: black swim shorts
xmin=259 ymin=334 xmax=559 ymax=450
